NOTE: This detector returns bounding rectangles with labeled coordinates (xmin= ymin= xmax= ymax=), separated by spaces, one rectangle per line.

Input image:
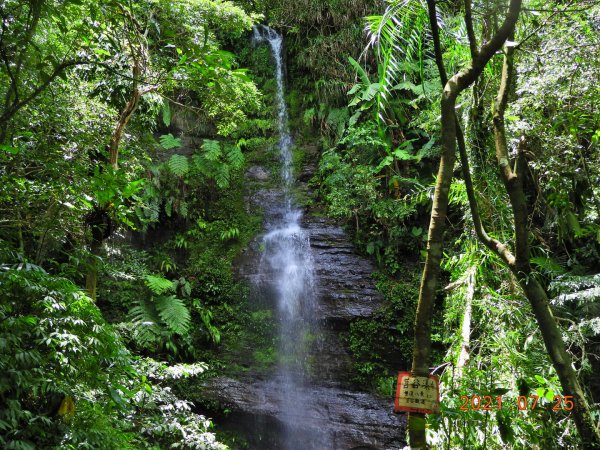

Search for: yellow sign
xmin=394 ymin=372 xmax=440 ymax=414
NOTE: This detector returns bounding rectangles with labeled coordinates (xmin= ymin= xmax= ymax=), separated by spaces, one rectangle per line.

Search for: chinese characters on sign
xmin=394 ymin=372 xmax=440 ymax=414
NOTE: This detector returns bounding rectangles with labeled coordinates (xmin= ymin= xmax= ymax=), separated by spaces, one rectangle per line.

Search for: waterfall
xmin=252 ymin=25 xmax=293 ymax=190
xmin=252 ymin=25 xmax=319 ymax=449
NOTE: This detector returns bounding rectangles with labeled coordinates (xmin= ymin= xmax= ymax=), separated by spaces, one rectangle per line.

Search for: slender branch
xmin=468 ymin=0 xmax=522 ymax=88
xmin=426 ymin=0 xmax=448 ymax=84
xmin=515 ymin=0 xmax=578 ymax=50
xmin=0 ymin=60 xmax=88 ymax=126
xmin=464 ymin=0 xmax=478 ymax=59
xmin=15 ymin=0 xmax=42 ymax=77
xmin=456 ymin=118 xmax=516 ymax=267
xmin=428 ymin=0 xmax=516 ymax=266
xmin=522 ymin=5 xmax=594 ymax=13
xmin=1 ymin=46 xmax=18 ymax=109
xmin=492 ymin=44 xmax=516 ymax=182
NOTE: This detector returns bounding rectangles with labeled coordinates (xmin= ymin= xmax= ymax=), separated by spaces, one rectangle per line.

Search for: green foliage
xmin=0 ymin=269 xmax=131 ymax=448
xmin=162 ymin=101 xmax=172 ymax=127
xmin=168 ymin=154 xmax=190 ymax=177
xmin=0 ymin=0 xmax=262 ymax=261
xmin=316 ymin=134 xmax=429 ymax=271
xmin=156 ymin=295 xmax=192 ymax=335
xmin=506 ymin=4 xmax=600 ymax=261
xmin=128 ymin=275 xmax=191 ymax=354
xmin=128 ymin=358 xmax=226 ymax=450
xmin=160 ymin=133 xmax=183 ymax=150
xmin=359 ymin=0 xmax=430 ymax=124
xmin=145 ymin=274 xmax=176 ymax=295
xmin=220 ymin=227 xmax=240 ymax=241
xmin=129 ymin=299 xmax=163 ymax=348
xmin=346 ymin=266 xmax=428 ymax=391
xmin=192 ymin=139 xmax=245 ymax=189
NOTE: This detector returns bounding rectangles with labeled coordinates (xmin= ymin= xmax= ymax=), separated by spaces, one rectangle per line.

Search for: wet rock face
xmin=304 ymin=216 xmax=385 ymax=323
xmin=206 ymin=137 xmax=405 ymax=448
xmin=246 ymin=165 xmax=271 ymax=181
xmin=203 ymin=377 xmax=405 ymax=450
xmin=205 ymin=191 xmax=405 ymax=448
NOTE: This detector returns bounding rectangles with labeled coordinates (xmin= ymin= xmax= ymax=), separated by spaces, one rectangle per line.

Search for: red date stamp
xmin=459 ymin=395 xmax=574 ymax=411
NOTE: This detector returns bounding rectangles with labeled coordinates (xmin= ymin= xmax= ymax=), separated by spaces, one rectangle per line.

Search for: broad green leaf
xmin=122 ymin=179 xmax=144 ymax=198
xmin=0 ymin=144 xmax=19 ymax=154
xmin=348 ymin=56 xmax=370 ymax=86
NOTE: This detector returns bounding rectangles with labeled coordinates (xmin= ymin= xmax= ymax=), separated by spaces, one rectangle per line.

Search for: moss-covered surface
xmin=343 ymin=260 xmax=445 ymax=397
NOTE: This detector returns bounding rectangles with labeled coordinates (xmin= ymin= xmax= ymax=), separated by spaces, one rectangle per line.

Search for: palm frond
xmin=363 ymin=0 xmax=433 ymax=118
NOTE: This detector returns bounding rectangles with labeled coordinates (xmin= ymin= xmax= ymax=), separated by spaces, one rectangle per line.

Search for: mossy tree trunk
xmin=490 ymin=47 xmax=599 ymax=449
xmin=409 ymin=1 xmax=523 ymax=448
xmin=450 ymin=24 xmax=600 ymax=447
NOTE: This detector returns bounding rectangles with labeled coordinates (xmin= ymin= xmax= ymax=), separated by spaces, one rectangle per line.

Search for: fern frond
xmin=129 ymin=299 xmax=161 ymax=347
xmin=165 ymin=197 xmax=173 ymax=217
xmin=179 ymin=200 xmax=188 ymax=218
xmin=168 ymin=154 xmax=189 ymax=177
xmin=202 ymin=139 xmax=222 ymax=161
xmin=145 ymin=275 xmax=175 ymax=295
xmin=531 ymin=257 xmax=567 ymax=276
xmin=226 ymin=145 xmax=244 ymax=170
xmin=215 ymin=164 xmax=230 ymax=189
xmin=191 ymin=154 xmax=209 ymax=176
xmin=155 ymin=295 xmax=190 ymax=335
xmin=159 ymin=133 xmax=182 ymax=150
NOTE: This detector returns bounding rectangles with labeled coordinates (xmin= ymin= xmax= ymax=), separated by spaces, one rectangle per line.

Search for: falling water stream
xmin=252 ymin=25 xmax=322 ymax=449
xmin=204 ymin=25 xmax=403 ymax=449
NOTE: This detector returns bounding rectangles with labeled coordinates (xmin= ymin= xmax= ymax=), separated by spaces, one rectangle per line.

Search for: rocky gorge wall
xmin=198 ymin=141 xmax=406 ymax=449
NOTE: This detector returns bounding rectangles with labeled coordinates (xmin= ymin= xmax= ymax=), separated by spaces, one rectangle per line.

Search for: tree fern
xmin=168 ymin=154 xmax=189 ymax=177
xmin=145 ymin=275 xmax=175 ymax=295
xmin=159 ymin=133 xmax=182 ymax=150
xmin=155 ymin=295 xmax=190 ymax=335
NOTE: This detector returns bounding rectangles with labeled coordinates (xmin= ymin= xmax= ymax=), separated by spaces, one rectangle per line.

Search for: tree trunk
xmin=85 ymin=20 xmax=152 ymax=297
xmin=490 ymin=47 xmax=600 ymax=449
xmin=519 ymin=276 xmax=599 ymax=448
xmin=408 ymin=90 xmax=457 ymax=449
xmin=85 ymin=238 xmax=101 ymax=301
xmin=457 ymin=267 xmax=475 ymax=373
xmin=408 ymin=2 xmax=523 ymax=448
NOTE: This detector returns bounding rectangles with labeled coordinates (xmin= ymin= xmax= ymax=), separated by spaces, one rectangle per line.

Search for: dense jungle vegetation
xmin=0 ymin=0 xmax=599 ymax=448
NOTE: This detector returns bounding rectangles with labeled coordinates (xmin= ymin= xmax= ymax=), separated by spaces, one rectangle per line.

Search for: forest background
xmin=0 ymin=0 xmax=599 ymax=448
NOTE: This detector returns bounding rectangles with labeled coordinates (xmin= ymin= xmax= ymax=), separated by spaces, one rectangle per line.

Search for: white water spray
xmin=253 ymin=25 xmax=318 ymax=448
